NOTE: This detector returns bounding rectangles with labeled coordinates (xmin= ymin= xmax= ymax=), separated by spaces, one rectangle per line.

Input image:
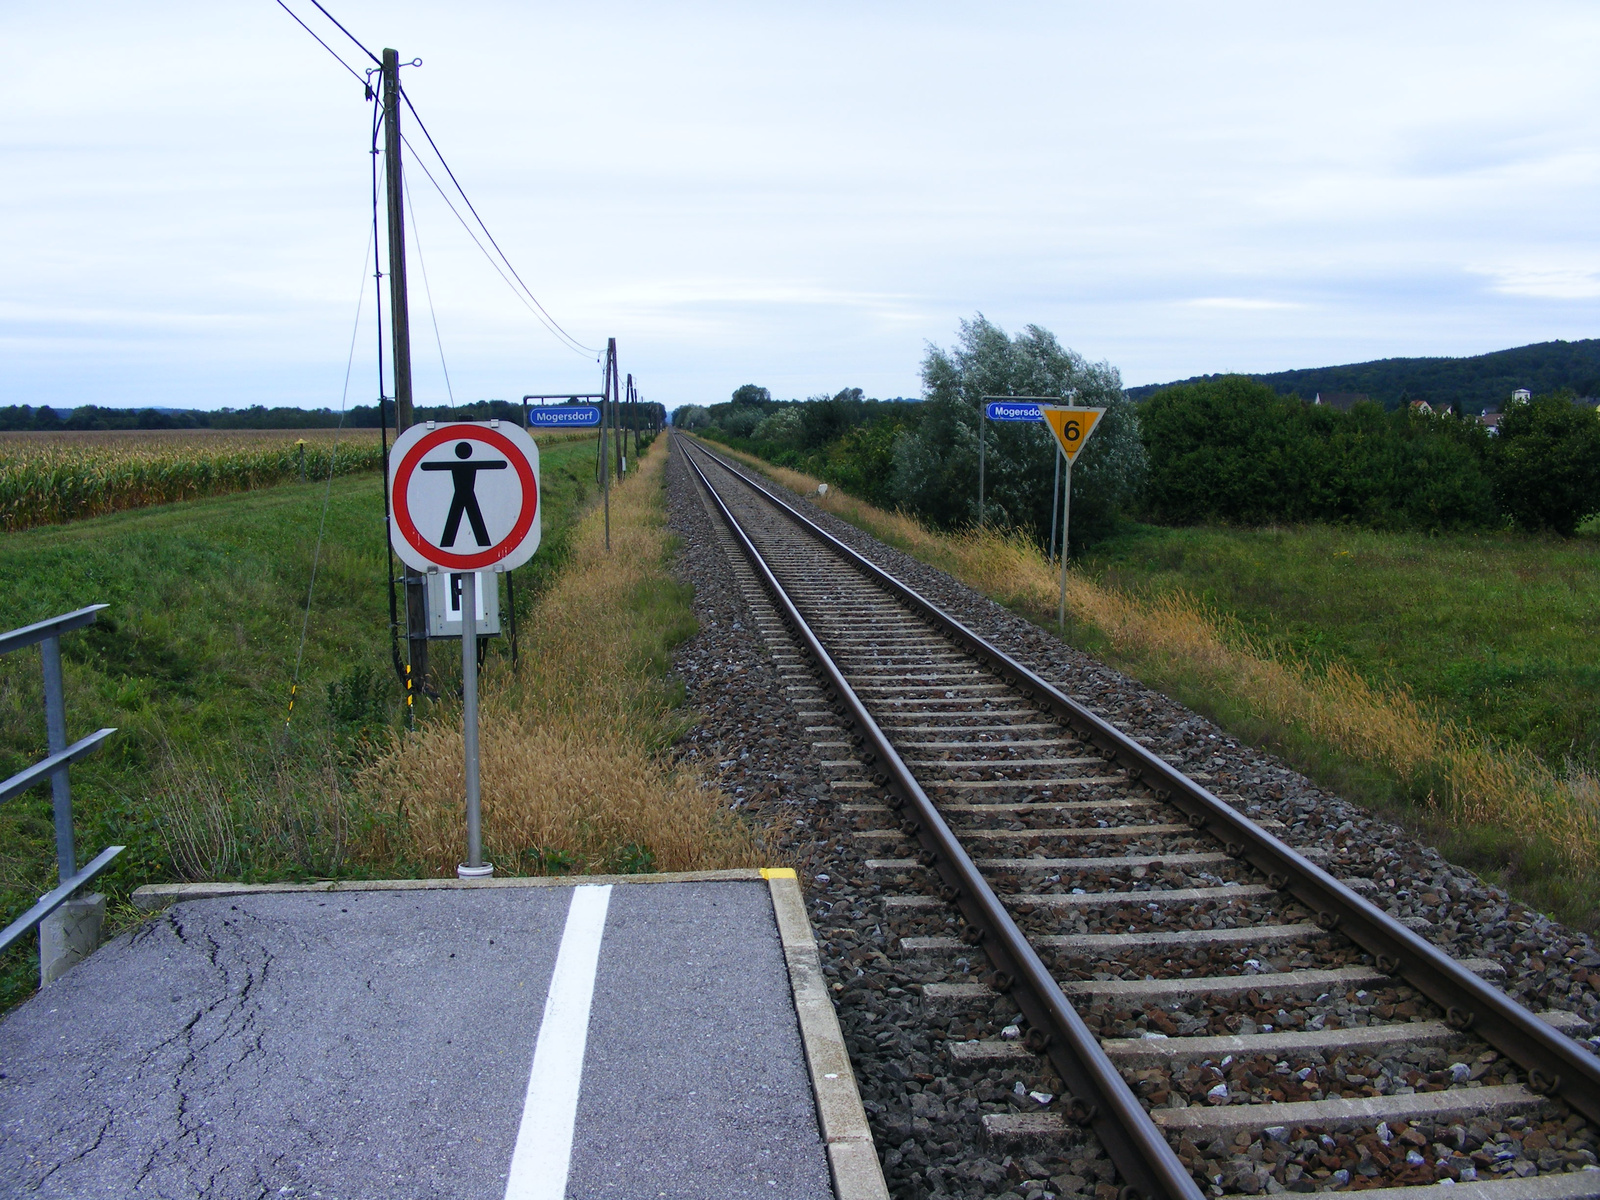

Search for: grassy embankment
xmin=0 ymin=429 xmax=739 ymax=1010
xmin=702 ymin=439 xmax=1600 ymax=931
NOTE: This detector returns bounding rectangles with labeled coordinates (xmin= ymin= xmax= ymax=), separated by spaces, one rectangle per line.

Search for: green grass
xmin=0 ymin=436 xmax=602 ymax=1010
xmin=1081 ymin=522 xmax=1600 ymax=771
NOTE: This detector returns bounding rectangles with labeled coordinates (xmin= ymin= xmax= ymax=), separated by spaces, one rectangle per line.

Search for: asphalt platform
xmin=0 ymin=870 xmax=880 ymax=1200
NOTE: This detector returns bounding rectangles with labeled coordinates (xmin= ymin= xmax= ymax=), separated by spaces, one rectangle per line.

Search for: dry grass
xmin=358 ymin=437 xmax=762 ymax=877
xmin=707 ymin=440 xmax=1600 ymax=902
xmin=156 ymin=741 xmax=356 ymax=883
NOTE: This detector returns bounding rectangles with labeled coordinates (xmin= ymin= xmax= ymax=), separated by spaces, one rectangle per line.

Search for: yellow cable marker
xmin=761 ymin=867 xmax=798 ymax=880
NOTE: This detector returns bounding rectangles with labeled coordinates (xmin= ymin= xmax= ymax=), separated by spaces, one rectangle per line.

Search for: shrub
xmin=1493 ymin=394 xmax=1600 ymax=535
xmin=1138 ymin=377 xmax=1498 ymax=531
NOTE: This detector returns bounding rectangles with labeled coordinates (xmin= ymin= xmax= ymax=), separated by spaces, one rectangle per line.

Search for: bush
xmin=1493 ymin=394 xmax=1600 ymax=535
xmin=1138 ymin=376 xmax=1499 ymax=532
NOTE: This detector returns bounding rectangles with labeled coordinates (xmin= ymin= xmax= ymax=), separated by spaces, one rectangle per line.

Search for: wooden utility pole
xmin=626 ymin=374 xmax=636 ymax=461
xmin=382 ymin=49 xmax=414 ymax=432
xmin=600 ymin=339 xmax=615 ymax=550
xmin=612 ymin=348 xmax=624 ymax=480
xmin=383 ymin=47 xmax=427 ymax=689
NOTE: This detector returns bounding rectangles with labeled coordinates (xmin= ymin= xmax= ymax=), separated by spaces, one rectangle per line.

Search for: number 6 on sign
xmin=1041 ymin=406 xmax=1104 ymax=462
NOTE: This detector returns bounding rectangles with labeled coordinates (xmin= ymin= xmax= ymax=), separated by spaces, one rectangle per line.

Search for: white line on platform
xmin=504 ymin=884 xmax=613 ymax=1200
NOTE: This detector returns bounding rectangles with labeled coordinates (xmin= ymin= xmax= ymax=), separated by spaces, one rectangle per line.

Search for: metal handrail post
xmin=39 ymin=634 xmax=75 ymax=879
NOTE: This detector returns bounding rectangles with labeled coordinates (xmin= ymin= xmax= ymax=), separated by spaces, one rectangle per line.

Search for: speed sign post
xmin=1039 ymin=406 xmax=1105 ymax=626
xmin=388 ymin=420 xmax=542 ymax=879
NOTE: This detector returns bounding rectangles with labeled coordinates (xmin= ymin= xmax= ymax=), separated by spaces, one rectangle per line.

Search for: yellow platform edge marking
xmin=761 ymin=867 xmax=799 ymax=880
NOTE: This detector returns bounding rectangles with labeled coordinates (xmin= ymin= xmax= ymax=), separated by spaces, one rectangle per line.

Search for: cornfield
xmin=0 ymin=429 xmax=385 ymax=533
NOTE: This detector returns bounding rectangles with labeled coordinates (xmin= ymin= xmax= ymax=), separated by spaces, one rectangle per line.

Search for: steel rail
xmin=681 ymin=439 xmax=1205 ymax=1200
xmin=684 ymin=435 xmax=1600 ymax=1131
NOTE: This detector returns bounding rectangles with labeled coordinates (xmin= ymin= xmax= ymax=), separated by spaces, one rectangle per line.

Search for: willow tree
xmin=893 ymin=315 xmax=1145 ymax=549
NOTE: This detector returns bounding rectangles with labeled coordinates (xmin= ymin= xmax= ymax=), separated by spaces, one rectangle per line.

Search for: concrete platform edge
xmin=763 ymin=867 xmax=891 ymax=1200
xmin=130 ymin=868 xmax=765 ymax=911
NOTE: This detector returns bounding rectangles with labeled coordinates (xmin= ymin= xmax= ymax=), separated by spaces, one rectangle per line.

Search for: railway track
xmin=676 ymin=434 xmax=1600 ymax=1200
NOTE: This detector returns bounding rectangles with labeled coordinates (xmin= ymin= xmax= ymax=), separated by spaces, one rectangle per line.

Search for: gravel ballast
xmin=661 ymin=438 xmax=1600 ymax=1200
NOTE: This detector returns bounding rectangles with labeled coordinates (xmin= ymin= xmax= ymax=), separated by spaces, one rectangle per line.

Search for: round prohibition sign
xmin=391 ymin=424 xmax=539 ymax=570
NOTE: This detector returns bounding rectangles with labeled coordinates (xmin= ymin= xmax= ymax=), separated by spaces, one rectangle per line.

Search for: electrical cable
xmin=273 ymin=0 xmax=595 ymax=361
xmin=304 ymin=0 xmax=380 ymax=64
xmin=397 ymin=136 xmax=591 ymax=360
xmin=398 ymin=88 xmax=598 ymax=357
xmin=284 ymin=225 xmax=372 ymax=733
xmin=272 ymin=0 xmax=369 ymax=89
xmin=402 ymin=172 xmax=456 ymax=409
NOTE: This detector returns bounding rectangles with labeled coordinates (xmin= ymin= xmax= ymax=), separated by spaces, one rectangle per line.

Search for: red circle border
xmin=392 ymin=426 xmax=537 ymax=569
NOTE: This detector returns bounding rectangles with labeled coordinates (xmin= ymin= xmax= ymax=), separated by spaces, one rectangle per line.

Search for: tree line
xmin=680 ymin=318 xmax=1600 ymax=546
xmin=1126 ymin=337 xmax=1600 ymax=415
xmin=0 ymin=398 xmax=665 ymax=435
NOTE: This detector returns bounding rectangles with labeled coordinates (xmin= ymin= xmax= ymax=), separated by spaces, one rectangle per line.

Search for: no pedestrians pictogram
xmin=388 ymin=422 xmax=541 ymax=572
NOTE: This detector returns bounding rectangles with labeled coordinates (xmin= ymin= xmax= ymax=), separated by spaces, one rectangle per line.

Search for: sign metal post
xmin=387 ymin=420 xmax=542 ymax=879
xmin=459 ymin=567 xmax=487 ymax=875
xmin=978 ymin=398 xmax=1051 ymax=529
xmin=1039 ymin=406 xmax=1106 ymax=627
xmin=1047 ymin=448 xmax=1060 ymax=564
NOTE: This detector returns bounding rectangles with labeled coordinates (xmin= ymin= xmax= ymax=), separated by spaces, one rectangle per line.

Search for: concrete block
xmin=40 ymin=892 xmax=104 ymax=986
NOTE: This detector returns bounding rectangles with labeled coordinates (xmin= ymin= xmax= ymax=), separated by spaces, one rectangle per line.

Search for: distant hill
xmin=1125 ymin=339 xmax=1600 ymax=413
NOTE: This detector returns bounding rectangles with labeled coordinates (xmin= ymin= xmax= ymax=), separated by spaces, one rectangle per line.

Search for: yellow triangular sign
xmin=1041 ymin=406 xmax=1105 ymax=462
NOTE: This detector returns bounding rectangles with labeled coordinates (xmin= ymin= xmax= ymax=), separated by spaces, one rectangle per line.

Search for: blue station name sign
xmin=985 ymin=401 xmax=1043 ymax=422
xmin=527 ymin=405 xmax=602 ymax=428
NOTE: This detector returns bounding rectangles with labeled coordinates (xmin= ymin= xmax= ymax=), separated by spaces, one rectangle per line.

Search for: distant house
xmin=1511 ymin=388 xmax=1532 ymax=403
xmin=1408 ymin=400 xmax=1453 ymax=415
xmin=1479 ymin=411 xmax=1503 ymax=434
xmin=1310 ymin=392 xmax=1370 ymax=411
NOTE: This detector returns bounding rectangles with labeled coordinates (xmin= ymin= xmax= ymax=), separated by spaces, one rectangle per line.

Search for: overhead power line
xmin=304 ymin=0 xmax=380 ymax=64
xmin=273 ymin=0 xmax=367 ymax=88
xmin=399 ymin=133 xmax=594 ymax=359
xmin=271 ymin=0 xmax=599 ymax=360
xmin=398 ymin=88 xmax=599 ymax=357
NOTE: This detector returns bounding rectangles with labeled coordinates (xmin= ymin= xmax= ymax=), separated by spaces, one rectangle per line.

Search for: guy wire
xmin=284 ymin=224 xmax=372 ymax=734
xmin=402 ymin=172 xmax=455 ymax=409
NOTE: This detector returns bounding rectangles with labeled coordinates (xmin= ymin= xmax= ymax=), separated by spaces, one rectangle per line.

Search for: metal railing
xmin=0 ymin=605 xmax=122 ymax=954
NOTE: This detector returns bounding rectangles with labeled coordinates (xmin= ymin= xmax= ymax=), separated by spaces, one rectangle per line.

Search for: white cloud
xmin=1476 ymin=267 xmax=1600 ymax=300
xmin=1184 ymin=299 xmax=1306 ymax=312
xmin=3 ymin=1 xmax=1600 ymax=409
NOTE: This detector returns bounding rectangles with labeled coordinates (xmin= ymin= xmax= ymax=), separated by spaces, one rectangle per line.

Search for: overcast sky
xmin=4 ymin=2 xmax=1599 ymax=412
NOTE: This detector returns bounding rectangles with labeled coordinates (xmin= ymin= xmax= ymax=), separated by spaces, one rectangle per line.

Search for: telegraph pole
xmin=613 ymin=348 xmax=624 ymax=479
xmin=383 ymin=47 xmax=427 ymax=689
xmin=630 ymin=376 xmax=643 ymax=464
xmin=382 ymin=49 xmax=414 ymax=432
xmin=600 ymin=339 xmax=615 ymax=550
